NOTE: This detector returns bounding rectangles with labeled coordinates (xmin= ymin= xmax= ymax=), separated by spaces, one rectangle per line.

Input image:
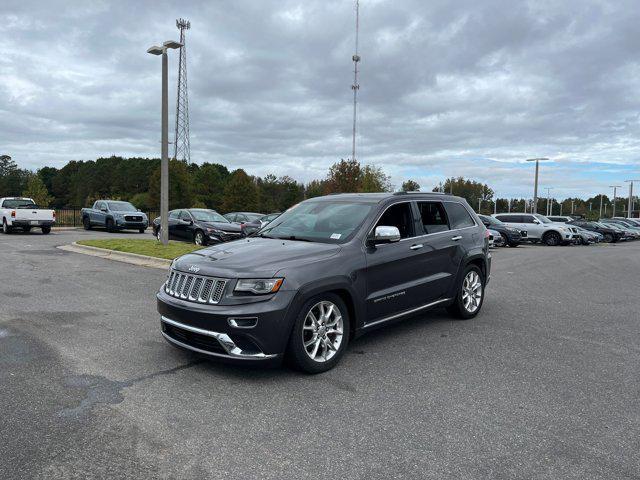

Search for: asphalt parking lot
xmin=1 ymin=230 xmax=639 ymax=479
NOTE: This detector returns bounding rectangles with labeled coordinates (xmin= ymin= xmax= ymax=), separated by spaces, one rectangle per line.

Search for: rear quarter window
xmin=444 ymin=202 xmax=476 ymax=229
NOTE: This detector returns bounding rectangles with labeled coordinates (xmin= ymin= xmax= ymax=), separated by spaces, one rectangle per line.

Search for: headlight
xmin=235 ymin=278 xmax=283 ymax=295
xmin=206 ymin=227 xmax=222 ymax=235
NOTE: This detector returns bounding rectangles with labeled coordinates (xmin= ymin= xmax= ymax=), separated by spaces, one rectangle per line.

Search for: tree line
xmin=0 ymin=155 xmax=634 ymax=218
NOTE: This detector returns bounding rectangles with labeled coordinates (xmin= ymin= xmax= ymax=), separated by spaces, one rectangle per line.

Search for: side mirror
xmin=371 ymin=225 xmax=401 ymax=245
xmin=533 ymin=219 xmax=540 ymax=224
xmin=137 ymin=208 xmax=141 ymax=212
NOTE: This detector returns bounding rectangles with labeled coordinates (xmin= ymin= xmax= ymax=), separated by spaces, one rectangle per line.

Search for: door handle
xmin=410 ymin=244 xmax=423 ymax=250
xmin=451 ymin=235 xmax=462 ymax=241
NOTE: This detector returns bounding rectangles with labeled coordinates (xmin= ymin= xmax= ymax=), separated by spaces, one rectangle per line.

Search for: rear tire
xmin=286 ymin=293 xmax=350 ymax=374
xmin=447 ymin=264 xmax=485 ymax=320
xmin=2 ymin=219 xmax=11 ymax=234
xmin=139 ymin=228 xmax=145 ymax=233
xmin=41 ymin=226 xmax=51 ymax=235
xmin=83 ymin=216 xmax=91 ymax=230
xmin=603 ymin=233 xmax=614 ymax=243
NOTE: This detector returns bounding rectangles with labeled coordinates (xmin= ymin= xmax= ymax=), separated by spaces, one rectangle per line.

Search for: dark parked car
xmin=478 ymin=214 xmax=523 ymax=246
xmin=157 ymin=192 xmax=491 ymax=373
xmin=152 ymin=209 xmax=244 ymax=245
xmin=568 ymin=220 xmax=623 ymax=243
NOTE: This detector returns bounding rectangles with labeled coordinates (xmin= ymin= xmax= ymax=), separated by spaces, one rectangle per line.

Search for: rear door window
xmin=444 ymin=202 xmax=476 ymax=229
xmin=416 ymin=202 xmax=450 ymax=234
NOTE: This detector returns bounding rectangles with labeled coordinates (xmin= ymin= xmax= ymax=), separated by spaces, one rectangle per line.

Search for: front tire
xmin=106 ymin=218 xmax=115 ymax=232
xmin=286 ymin=294 xmax=350 ymax=374
xmin=447 ymin=265 xmax=485 ymax=320
xmin=603 ymin=233 xmax=614 ymax=243
xmin=83 ymin=216 xmax=91 ymax=230
xmin=194 ymin=230 xmax=207 ymax=246
xmin=543 ymin=231 xmax=561 ymax=246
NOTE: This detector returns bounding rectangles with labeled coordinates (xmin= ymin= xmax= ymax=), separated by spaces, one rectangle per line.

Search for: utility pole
xmin=147 ymin=40 xmax=182 ymax=245
xmin=526 ymin=158 xmax=550 ymax=214
xmin=545 ymin=187 xmax=553 ymax=216
xmin=599 ymin=195 xmax=603 ymax=218
xmin=350 ymin=0 xmax=360 ymax=162
xmin=571 ymin=200 xmax=575 ymax=215
xmin=507 ymin=198 xmax=511 ymax=213
xmin=625 ymin=180 xmax=639 ymax=218
xmin=609 ymin=185 xmax=621 ymax=218
xmin=478 ymin=198 xmax=481 ymax=213
xmin=560 ymin=203 xmax=563 ymax=216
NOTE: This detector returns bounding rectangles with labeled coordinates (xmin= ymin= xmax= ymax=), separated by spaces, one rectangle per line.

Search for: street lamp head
xmin=147 ymin=45 xmax=164 ymax=55
xmin=163 ymin=40 xmax=183 ymax=49
xmin=526 ymin=157 xmax=550 ymax=162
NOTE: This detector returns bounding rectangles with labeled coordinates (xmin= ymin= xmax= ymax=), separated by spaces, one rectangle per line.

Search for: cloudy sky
xmin=1 ymin=0 xmax=640 ymax=199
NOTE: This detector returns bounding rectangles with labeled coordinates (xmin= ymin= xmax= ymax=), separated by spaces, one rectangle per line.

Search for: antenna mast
xmin=350 ymin=0 xmax=360 ymax=162
xmin=174 ymin=18 xmax=191 ymax=163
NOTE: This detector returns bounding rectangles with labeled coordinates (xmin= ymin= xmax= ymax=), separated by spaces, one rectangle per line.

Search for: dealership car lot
xmin=1 ymin=230 xmax=640 ymax=479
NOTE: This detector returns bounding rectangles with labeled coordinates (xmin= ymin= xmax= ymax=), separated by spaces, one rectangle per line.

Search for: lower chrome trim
xmin=160 ymin=316 xmax=276 ymax=360
xmin=363 ymin=297 xmax=452 ymax=329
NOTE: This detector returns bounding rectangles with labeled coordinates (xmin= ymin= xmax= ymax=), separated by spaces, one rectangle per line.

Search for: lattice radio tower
xmin=350 ymin=0 xmax=361 ymax=162
xmin=174 ymin=18 xmax=191 ymax=163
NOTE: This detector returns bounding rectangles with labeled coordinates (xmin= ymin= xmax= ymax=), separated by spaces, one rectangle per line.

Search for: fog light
xmin=228 ymin=317 xmax=258 ymax=329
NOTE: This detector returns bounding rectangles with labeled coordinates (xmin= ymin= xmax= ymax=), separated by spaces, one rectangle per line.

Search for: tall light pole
xmin=148 ymin=40 xmax=182 ymax=245
xmin=609 ymin=185 xmax=621 ymax=219
xmin=526 ymin=158 xmax=550 ymax=214
xmin=478 ymin=198 xmax=481 ymax=213
xmin=625 ymin=180 xmax=639 ymax=218
xmin=545 ymin=187 xmax=553 ymax=216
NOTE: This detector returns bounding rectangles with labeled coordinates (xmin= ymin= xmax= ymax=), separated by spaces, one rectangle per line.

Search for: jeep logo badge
xmin=188 ymin=265 xmax=200 ymax=273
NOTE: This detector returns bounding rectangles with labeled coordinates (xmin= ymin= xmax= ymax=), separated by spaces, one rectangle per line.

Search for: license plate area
xmin=30 ymin=220 xmax=39 ymax=225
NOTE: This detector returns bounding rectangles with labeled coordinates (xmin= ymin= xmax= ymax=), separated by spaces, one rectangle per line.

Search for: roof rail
xmin=393 ymin=191 xmax=445 ymax=195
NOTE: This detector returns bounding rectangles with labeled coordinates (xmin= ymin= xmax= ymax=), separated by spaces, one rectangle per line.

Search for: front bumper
xmin=157 ymin=288 xmax=297 ymax=360
xmin=115 ymin=219 xmax=148 ymax=229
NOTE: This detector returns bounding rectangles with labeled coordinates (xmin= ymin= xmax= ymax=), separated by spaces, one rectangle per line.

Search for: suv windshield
xmin=3 ymin=199 xmax=36 ymax=208
xmin=481 ymin=215 xmax=502 ymax=226
xmin=533 ymin=214 xmax=552 ymax=224
xmin=260 ymin=201 xmax=373 ymax=243
xmin=107 ymin=201 xmax=137 ymax=212
xmin=190 ymin=209 xmax=229 ymax=223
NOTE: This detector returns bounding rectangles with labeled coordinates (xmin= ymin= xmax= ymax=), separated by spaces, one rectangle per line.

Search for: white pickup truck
xmin=0 ymin=197 xmax=56 ymax=234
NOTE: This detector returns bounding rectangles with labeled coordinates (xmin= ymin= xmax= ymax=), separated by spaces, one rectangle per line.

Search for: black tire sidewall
xmin=544 ymin=232 xmax=560 ymax=246
xmin=287 ymin=293 xmax=350 ymax=374
xmin=83 ymin=217 xmax=91 ymax=230
xmin=41 ymin=226 xmax=51 ymax=234
xmin=106 ymin=219 xmax=114 ymax=232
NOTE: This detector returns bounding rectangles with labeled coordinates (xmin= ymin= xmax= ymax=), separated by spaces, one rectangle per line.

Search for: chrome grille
xmin=164 ymin=269 xmax=227 ymax=304
xmin=125 ymin=215 xmax=143 ymax=221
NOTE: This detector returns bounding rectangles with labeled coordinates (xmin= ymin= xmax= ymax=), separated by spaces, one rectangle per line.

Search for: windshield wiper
xmin=276 ymin=235 xmax=312 ymax=242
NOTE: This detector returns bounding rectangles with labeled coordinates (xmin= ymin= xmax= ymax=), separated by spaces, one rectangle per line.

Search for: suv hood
xmin=173 ymin=237 xmax=341 ymax=278
xmin=113 ymin=210 xmax=146 ymax=216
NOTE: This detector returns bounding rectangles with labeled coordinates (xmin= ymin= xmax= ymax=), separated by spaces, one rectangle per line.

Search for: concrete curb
xmin=57 ymin=242 xmax=171 ymax=270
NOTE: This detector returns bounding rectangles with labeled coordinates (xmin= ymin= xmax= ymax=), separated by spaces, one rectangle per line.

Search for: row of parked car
xmin=478 ymin=212 xmax=640 ymax=248
xmin=78 ymin=199 xmax=281 ymax=245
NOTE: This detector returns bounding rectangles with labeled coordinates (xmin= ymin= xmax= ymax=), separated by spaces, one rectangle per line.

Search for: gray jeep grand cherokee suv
xmin=157 ymin=192 xmax=491 ymax=373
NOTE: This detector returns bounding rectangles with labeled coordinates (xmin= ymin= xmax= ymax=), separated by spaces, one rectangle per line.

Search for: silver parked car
xmin=492 ymin=213 xmax=579 ymax=246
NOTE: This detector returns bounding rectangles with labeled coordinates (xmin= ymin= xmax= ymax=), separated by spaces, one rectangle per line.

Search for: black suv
xmin=157 ymin=193 xmax=491 ymax=373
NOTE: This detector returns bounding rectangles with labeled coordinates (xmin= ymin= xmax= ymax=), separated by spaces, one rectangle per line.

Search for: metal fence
xmin=54 ymin=208 xmax=159 ymax=227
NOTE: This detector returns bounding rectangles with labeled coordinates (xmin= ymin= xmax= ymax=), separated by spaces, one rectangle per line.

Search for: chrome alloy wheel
xmin=462 ymin=270 xmax=482 ymax=313
xmin=302 ymin=301 xmax=344 ymax=363
xmin=195 ymin=231 xmax=204 ymax=245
